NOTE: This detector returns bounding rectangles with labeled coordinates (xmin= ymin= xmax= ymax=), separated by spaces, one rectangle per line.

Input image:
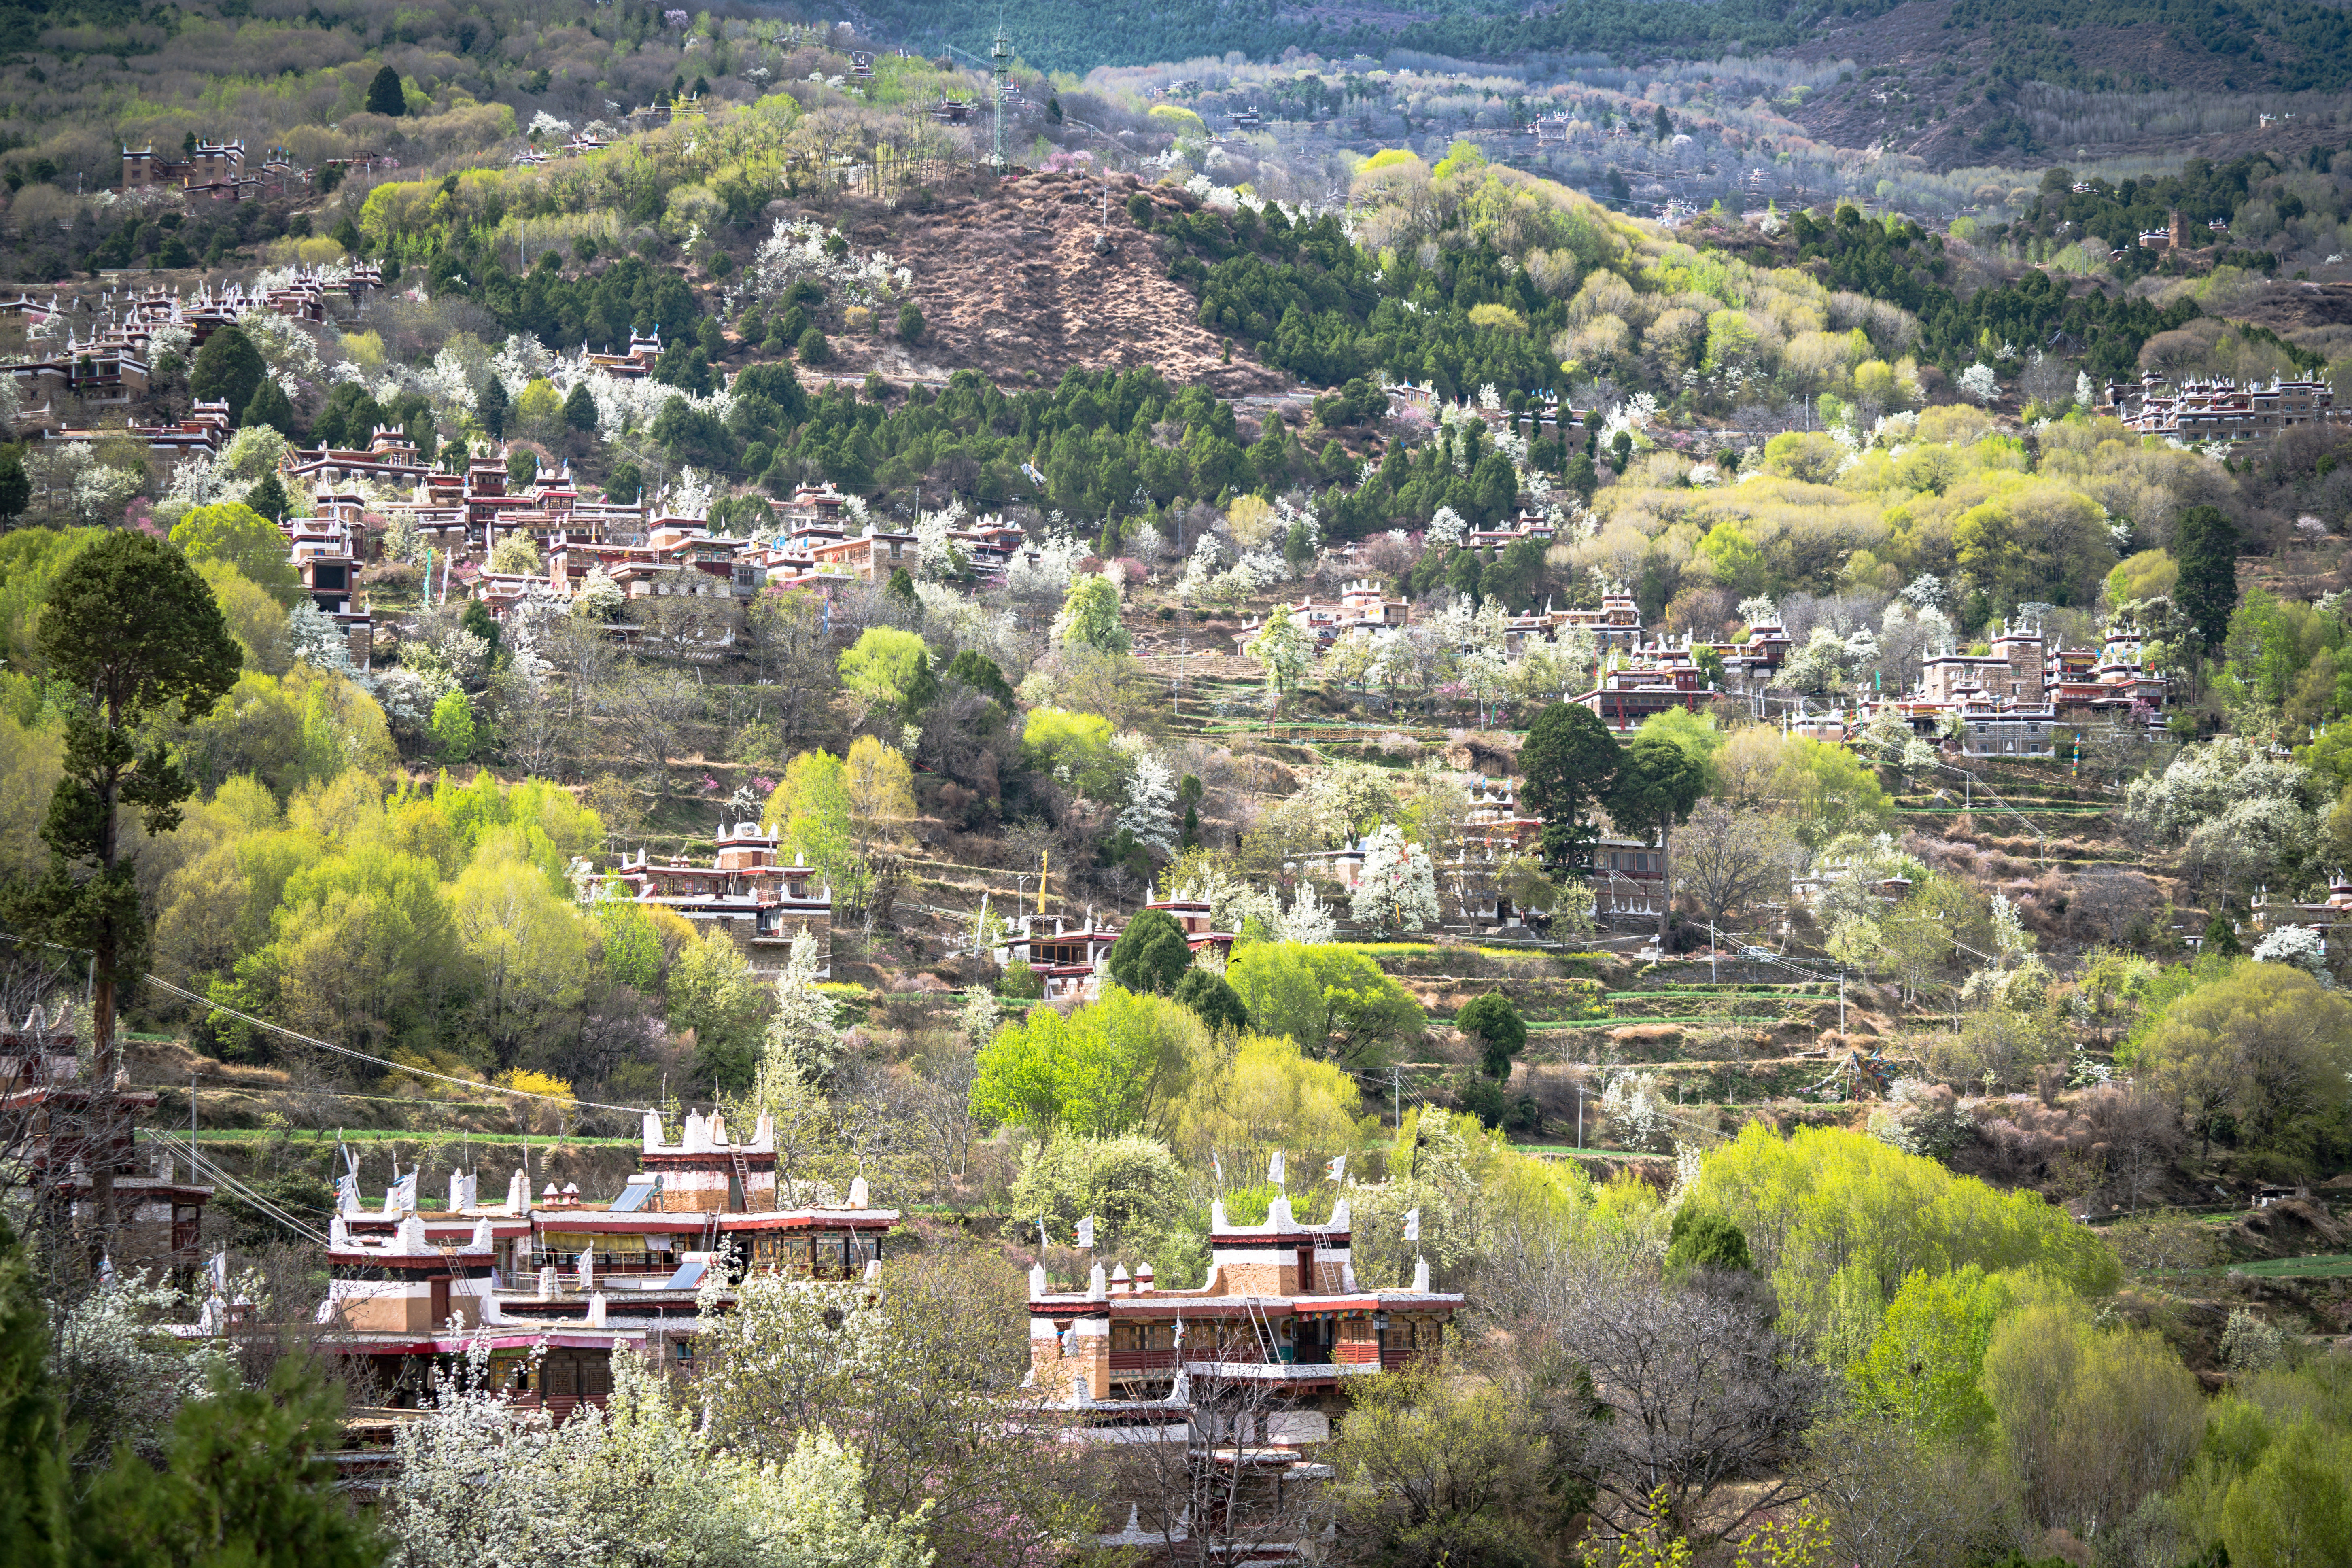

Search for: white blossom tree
xmin=1958 ymin=363 xmax=2001 ymax=405
xmin=1275 ymin=879 xmax=1338 ymax=944
xmin=763 ymin=931 xmax=842 ymax=1083
xmin=1117 ymin=741 xmax=1178 ymax=853
xmin=1244 ymin=610 xmax=1313 ymax=731
xmin=386 ymin=1337 xmax=932 ymax=1568
xmin=2252 ymin=925 xmax=2331 ymax=981
xmin=1351 ymin=824 xmax=1439 ymax=936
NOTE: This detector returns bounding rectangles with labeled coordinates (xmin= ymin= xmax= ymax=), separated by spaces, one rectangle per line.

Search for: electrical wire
xmin=142 ymin=1127 xmax=329 ymax=1245
xmin=140 ymin=974 xmax=652 ymax=1117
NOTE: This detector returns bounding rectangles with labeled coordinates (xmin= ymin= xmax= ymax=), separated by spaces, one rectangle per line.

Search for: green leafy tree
xmin=896 ymin=303 xmax=924 ymax=341
xmin=82 ymin=1359 xmax=382 ymax=1568
xmin=1664 ymin=1205 xmax=1753 ymax=1276
xmin=1327 ymin=1362 xmax=1556 ymax=1568
xmin=1605 ymin=733 xmax=1709 ymax=942
xmin=430 ymin=690 xmax=477 ymax=764
xmin=189 ymin=325 xmax=266 ymax=417
xmin=972 ymin=985 xmax=1200 ymax=1135
xmin=3 ymin=533 xmax=238 ymax=1239
xmin=365 ymin=65 xmax=407 ymax=117
xmin=1108 ymin=907 xmax=1193 ymax=995
xmin=506 ymin=449 xmax=538 ymax=490
xmin=1053 ymin=573 xmax=1131 ymax=655
xmin=2139 ymin=959 xmax=2352 ymax=1156
xmin=1455 ymin=992 xmax=1526 ymax=1080
xmin=1226 ymin=941 xmax=1425 ymax=1074
xmin=1847 ymin=1264 xmax=2016 ymax=1443
xmin=1519 ymin=702 xmax=1621 ymax=870
xmin=838 ymin=627 xmax=936 ymax=716
xmin=2176 ymin=504 xmax=2241 ymax=646
xmin=169 ymin=503 xmax=303 ymax=606
xmin=1690 ymin=1124 xmax=2120 ymax=1348
xmin=671 ymin=926 xmax=770 ymax=1093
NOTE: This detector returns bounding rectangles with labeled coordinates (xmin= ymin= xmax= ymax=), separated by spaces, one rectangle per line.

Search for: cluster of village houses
xmin=3 ymin=999 xmax=1461 ymax=1527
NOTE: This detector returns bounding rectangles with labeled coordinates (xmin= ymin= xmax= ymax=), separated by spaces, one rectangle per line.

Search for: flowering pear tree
xmin=1244 ymin=610 xmax=1312 ymax=732
xmin=1352 ymin=824 xmax=1439 ymax=936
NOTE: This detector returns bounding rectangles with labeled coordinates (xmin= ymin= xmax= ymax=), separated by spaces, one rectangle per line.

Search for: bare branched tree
xmin=1490 ymin=1245 xmax=1826 ymax=1542
xmin=596 ymin=664 xmax=701 ymax=800
xmin=1115 ymin=1365 xmax=1325 ymax=1568
xmin=1673 ymin=802 xmax=1797 ymax=935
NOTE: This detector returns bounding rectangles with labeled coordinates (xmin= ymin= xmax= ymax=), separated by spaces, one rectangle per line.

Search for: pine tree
xmin=476 ymin=376 xmax=508 ymax=438
xmin=562 ymin=382 xmax=598 ymax=433
xmin=81 ymin=1359 xmax=381 ymax=1568
xmin=0 ymin=1219 xmax=70 ymax=1568
xmin=365 ymin=65 xmax=407 ymax=117
xmin=189 ymin=325 xmax=265 ymax=415
xmin=240 ymin=377 xmax=297 ymax=438
xmin=2175 ymin=504 xmax=2240 ymax=645
xmin=0 ymin=449 xmax=31 ymax=523
xmin=244 ymin=472 xmax=289 ymax=524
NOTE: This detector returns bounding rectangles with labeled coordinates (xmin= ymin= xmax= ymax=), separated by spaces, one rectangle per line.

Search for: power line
xmin=140 ymin=974 xmax=652 ymax=1118
xmin=143 ymin=1127 xmax=328 ymax=1245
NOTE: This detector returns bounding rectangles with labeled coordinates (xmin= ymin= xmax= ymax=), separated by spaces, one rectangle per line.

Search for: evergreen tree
xmin=2202 ymin=909 xmax=2244 ymax=957
xmin=81 ymin=1359 xmax=382 ymax=1568
xmin=0 ymin=1219 xmax=69 ymax=1568
xmin=239 ymin=378 xmax=297 ymax=438
xmin=189 ymin=325 xmax=265 ymax=416
xmin=365 ymin=65 xmax=407 ymax=117
xmin=460 ymin=595 xmax=501 ymax=660
xmin=1519 ymin=702 xmax=1621 ymax=872
xmin=0 ymin=448 xmax=31 ymax=523
xmin=1173 ymin=968 xmax=1250 ymax=1032
xmin=244 ymin=472 xmax=289 ymax=524
xmin=476 ymin=376 xmax=509 ymax=439
xmin=3 ymin=534 xmax=239 ymax=1240
xmin=1605 ymin=734 xmax=1708 ymax=942
xmin=1456 ymin=992 xmax=1527 ymax=1081
xmin=1107 ymin=908 xmax=1192 ymax=995
xmin=797 ymin=327 xmax=832 ymax=365
xmin=563 ymin=382 xmax=598 ymax=433
xmin=2175 ymin=504 xmax=2241 ymax=645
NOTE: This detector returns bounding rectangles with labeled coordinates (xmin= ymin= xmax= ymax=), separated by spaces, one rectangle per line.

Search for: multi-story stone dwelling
xmin=1 ymin=1008 xmax=213 ymax=1283
xmin=603 ymin=823 xmax=834 ymax=975
xmin=318 ymin=1109 xmax=894 ymax=1415
xmin=1002 ymin=898 xmax=1239 ymax=1002
xmin=1028 ymin=1189 xmax=1460 ymax=1555
xmin=2106 ymin=370 xmax=2341 ymax=442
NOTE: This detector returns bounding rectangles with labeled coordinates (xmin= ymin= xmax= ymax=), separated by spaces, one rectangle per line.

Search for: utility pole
xmin=1390 ymin=1063 xmax=1401 ymax=1131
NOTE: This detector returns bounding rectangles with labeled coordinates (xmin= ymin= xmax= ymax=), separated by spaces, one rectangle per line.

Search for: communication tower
xmin=990 ymin=27 xmax=1012 ymax=169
